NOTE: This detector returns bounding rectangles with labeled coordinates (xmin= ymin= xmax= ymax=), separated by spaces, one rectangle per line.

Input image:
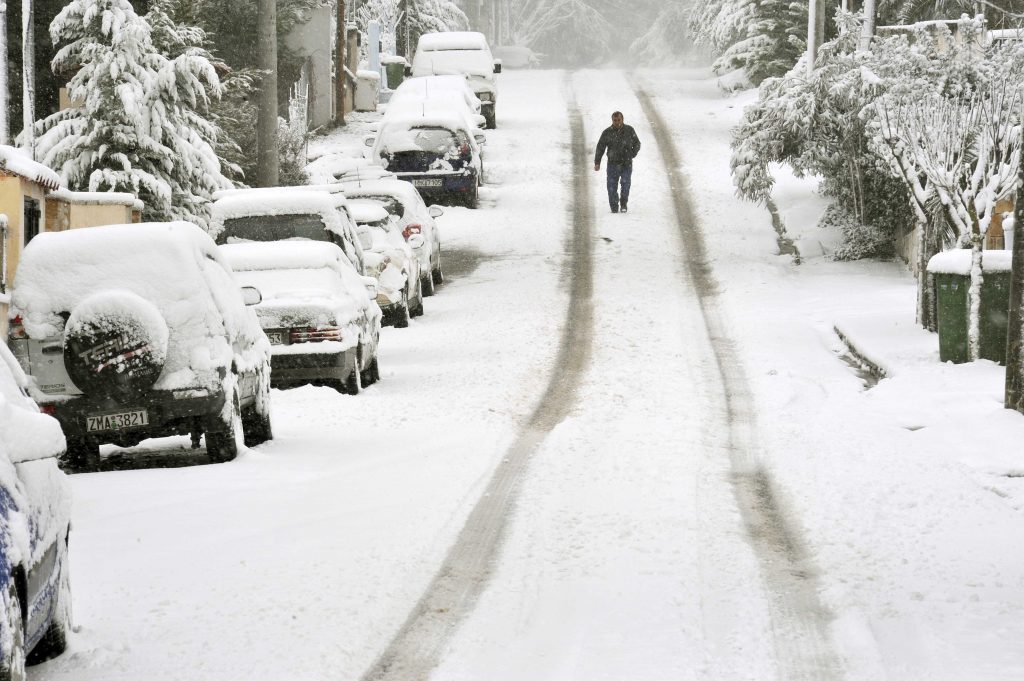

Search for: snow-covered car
xmin=349 ymin=201 xmax=424 ymax=327
xmin=342 ymin=178 xmax=446 ymax=296
xmin=386 ymin=89 xmax=488 ymax=131
xmin=366 ymin=115 xmax=485 ymax=208
xmin=210 ymin=188 xmax=367 ymax=277
xmin=7 ymin=222 xmax=273 ymax=469
xmin=411 ymin=31 xmax=500 ymax=128
xmin=221 ymin=242 xmax=383 ymax=395
xmin=0 ymin=342 xmax=72 ymax=677
xmin=391 ymin=75 xmax=484 ymax=117
xmin=492 ymin=45 xmax=542 ymax=69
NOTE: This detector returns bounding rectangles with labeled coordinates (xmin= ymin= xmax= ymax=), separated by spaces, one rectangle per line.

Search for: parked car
xmin=0 ymin=342 xmax=73 ymax=677
xmin=386 ymin=88 xmax=488 ymax=131
xmin=210 ymin=188 xmax=367 ymax=278
xmin=7 ymin=222 xmax=273 ymax=469
xmin=492 ymin=45 xmax=542 ymax=69
xmin=366 ymin=114 xmax=485 ymax=208
xmin=221 ymin=241 xmax=383 ymax=395
xmin=411 ymin=31 xmax=500 ymax=128
xmin=391 ymin=75 xmax=484 ymax=117
xmin=342 ymin=178 xmax=446 ymax=296
xmin=349 ymin=201 xmax=424 ymax=327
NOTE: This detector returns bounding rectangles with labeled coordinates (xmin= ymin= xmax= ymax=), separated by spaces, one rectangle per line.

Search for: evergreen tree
xmin=34 ymin=0 xmax=232 ymax=226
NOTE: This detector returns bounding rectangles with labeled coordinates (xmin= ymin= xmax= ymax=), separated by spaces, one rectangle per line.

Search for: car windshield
xmin=352 ymin=195 xmax=405 ymax=218
xmin=384 ymin=127 xmax=460 ymax=155
xmin=220 ymin=214 xmax=329 ymax=244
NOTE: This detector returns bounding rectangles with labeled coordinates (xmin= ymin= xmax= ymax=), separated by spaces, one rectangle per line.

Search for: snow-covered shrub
xmin=33 ymin=0 xmax=232 ymax=227
xmin=824 ymin=203 xmax=895 ymax=261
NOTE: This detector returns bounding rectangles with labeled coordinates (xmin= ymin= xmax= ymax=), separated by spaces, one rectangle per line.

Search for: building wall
xmin=0 ymin=174 xmax=47 ymax=295
xmin=68 ymin=203 xmax=134 ymax=229
xmin=285 ymin=5 xmax=334 ymax=130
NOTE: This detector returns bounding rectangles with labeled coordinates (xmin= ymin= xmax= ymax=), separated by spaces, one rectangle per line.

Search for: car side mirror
xmin=493 ymin=60 xmax=502 ymax=74
xmin=474 ymin=133 xmax=487 ymax=145
xmin=241 ymin=286 xmax=262 ymax=306
xmin=428 ymin=205 xmax=444 ymax=218
xmin=407 ymin=234 xmax=425 ymax=249
xmin=7 ymin=412 xmax=65 ymax=463
xmin=364 ymin=136 xmax=376 ymax=147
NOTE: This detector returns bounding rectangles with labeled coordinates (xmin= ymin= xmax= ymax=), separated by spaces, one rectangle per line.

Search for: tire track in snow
xmin=359 ymin=74 xmax=595 ymax=681
xmin=631 ymin=81 xmax=845 ymax=681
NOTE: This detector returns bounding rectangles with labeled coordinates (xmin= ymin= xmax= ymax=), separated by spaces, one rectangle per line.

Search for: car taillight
xmin=402 ymin=224 xmax=422 ymax=240
xmin=289 ymin=327 xmax=342 ymax=343
xmin=7 ymin=315 xmax=26 ymax=340
xmin=40 ymin=404 xmax=57 ymax=416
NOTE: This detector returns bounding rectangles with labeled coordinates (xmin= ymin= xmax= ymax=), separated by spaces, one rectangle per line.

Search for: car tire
xmin=362 ymin=354 xmax=380 ymax=386
xmin=28 ymin=534 xmax=71 ymax=665
xmin=63 ymin=438 xmax=100 ymax=473
xmin=484 ymin=111 xmax=496 ymax=129
xmin=205 ymin=389 xmax=243 ymax=463
xmin=242 ymin=373 xmax=273 ymax=447
xmin=0 ymin=584 xmax=25 ymax=681
xmin=345 ymin=348 xmax=363 ymax=395
xmin=410 ymin=283 xmax=424 ymax=317
xmin=432 ymin=262 xmax=444 ymax=286
xmin=466 ymin=185 xmax=479 ymax=209
xmin=421 ymin=272 xmax=435 ymax=297
xmin=394 ymin=289 xmax=411 ymax=329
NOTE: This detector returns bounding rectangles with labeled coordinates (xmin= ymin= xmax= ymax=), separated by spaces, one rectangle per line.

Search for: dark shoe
xmin=620 ymin=201 xmax=628 ymax=213
xmin=610 ymin=207 xmax=618 ymax=213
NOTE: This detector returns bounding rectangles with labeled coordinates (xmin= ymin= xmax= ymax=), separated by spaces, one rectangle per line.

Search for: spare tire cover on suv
xmin=64 ymin=290 xmax=170 ymax=397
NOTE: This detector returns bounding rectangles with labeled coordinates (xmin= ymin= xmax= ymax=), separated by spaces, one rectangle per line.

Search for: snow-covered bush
xmin=824 ymin=203 xmax=895 ymax=261
xmin=33 ymin=0 xmax=232 ymax=227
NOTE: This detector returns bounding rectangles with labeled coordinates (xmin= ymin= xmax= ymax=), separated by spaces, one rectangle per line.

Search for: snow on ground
xmin=644 ymin=68 xmax=1024 ymax=680
xmin=29 ymin=66 xmax=1024 ymax=681
xmin=33 ymin=71 xmax=571 ymax=681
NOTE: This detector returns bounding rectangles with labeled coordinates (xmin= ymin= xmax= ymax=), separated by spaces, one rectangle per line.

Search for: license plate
xmin=266 ymin=331 xmax=286 ymax=345
xmin=412 ymin=178 xmax=443 ymax=188
xmin=86 ymin=409 xmax=149 ymax=432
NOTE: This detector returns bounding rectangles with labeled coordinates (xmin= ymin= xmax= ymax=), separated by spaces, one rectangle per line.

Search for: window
xmin=23 ymin=197 xmax=40 ymax=245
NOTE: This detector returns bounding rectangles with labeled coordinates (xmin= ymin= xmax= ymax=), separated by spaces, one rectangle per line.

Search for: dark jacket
xmin=595 ymin=124 xmax=641 ymax=166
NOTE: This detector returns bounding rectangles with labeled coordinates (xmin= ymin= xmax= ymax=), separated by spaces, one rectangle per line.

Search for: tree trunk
xmin=0 ymin=2 xmax=8 ymax=145
xmin=21 ymin=0 xmax=34 ymax=157
xmin=1005 ymin=158 xmax=1024 ymax=412
xmin=335 ymin=0 xmax=345 ymax=126
xmin=859 ymin=0 xmax=876 ymax=51
xmin=256 ymin=0 xmax=279 ymax=187
xmin=967 ymin=236 xmax=984 ymax=361
xmin=806 ymin=0 xmax=824 ymax=74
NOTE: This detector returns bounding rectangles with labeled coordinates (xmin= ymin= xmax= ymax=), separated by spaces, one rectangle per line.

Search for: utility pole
xmin=335 ymin=0 xmax=345 ymax=126
xmin=257 ymin=0 xmax=279 ymax=186
xmin=22 ymin=0 xmax=35 ymax=158
xmin=0 ymin=2 xmax=8 ymax=145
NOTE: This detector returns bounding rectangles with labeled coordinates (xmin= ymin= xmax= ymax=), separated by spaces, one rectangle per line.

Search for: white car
xmin=391 ymin=75 xmax=484 ymax=116
xmin=342 ymin=178 xmax=446 ymax=296
xmin=349 ymin=201 xmax=424 ymax=328
xmin=411 ymin=32 xmax=500 ymax=129
xmin=209 ymin=187 xmax=367 ymax=277
xmin=386 ymin=87 xmax=488 ymax=132
xmin=221 ymin=241 xmax=383 ymax=395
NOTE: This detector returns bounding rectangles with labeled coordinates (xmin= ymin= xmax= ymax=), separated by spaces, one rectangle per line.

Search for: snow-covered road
xmin=30 ymin=67 xmax=1024 ymax=681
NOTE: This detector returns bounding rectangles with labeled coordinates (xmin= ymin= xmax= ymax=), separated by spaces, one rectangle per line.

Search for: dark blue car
xmin=0 ymin=343 xmax=72 ymax=679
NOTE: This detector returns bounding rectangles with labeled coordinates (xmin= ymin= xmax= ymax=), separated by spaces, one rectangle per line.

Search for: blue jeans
xmin=606 ymin=163 xmax=632 ymax=210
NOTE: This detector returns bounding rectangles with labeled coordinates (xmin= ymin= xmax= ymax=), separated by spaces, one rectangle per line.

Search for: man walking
xmin=594 ymin=111 xmax=641 ymax=213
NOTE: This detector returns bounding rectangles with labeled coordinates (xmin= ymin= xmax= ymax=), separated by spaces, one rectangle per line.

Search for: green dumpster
xmin=933 ymin=272 xmax=970 ymax=363
xmin=928 ymin=250 xmax=1013 ymax=365
xmin=980 ymin=269 xmax=1011 ymax=364
xmin=384 ymin=62 xmax=405 ymax=90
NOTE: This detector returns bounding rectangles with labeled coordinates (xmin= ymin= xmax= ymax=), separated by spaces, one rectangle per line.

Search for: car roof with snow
xmin=417 ymin=32 xmax=490 ymax=52
xmin=209 ymin=189 xmax=346 ymax=239
xmin=378 ymin=113 xmax=475 ymax=135
xmin=220 ymin=240 xmax=352 ymax=273
xmin=212 ymin=185 xmax=349 ymax=205
xmin=348 ymin=201 xmax=391 ymax=224
xmin=342 ymin=179 xmax=426 ymax=207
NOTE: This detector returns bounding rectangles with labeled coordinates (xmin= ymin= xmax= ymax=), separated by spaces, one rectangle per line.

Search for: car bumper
xmin=46 ymin=391 xmax=227 ymax=444
xmin=396 ymin=171 xmax=477 ymax=199
xmin=270 ymin=347 xmax=358 ymax=388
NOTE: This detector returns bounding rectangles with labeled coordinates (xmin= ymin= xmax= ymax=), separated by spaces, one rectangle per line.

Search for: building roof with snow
xmin=0 ymin=146 xmax=60 ymax=191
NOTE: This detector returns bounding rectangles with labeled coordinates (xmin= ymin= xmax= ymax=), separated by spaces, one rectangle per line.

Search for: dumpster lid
xmin=927 ymin=249 xmax=1012 ymax=274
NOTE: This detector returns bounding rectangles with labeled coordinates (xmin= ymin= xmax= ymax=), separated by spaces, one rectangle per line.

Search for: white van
xmin=411 ymin=31 xmax=501 ymax=129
